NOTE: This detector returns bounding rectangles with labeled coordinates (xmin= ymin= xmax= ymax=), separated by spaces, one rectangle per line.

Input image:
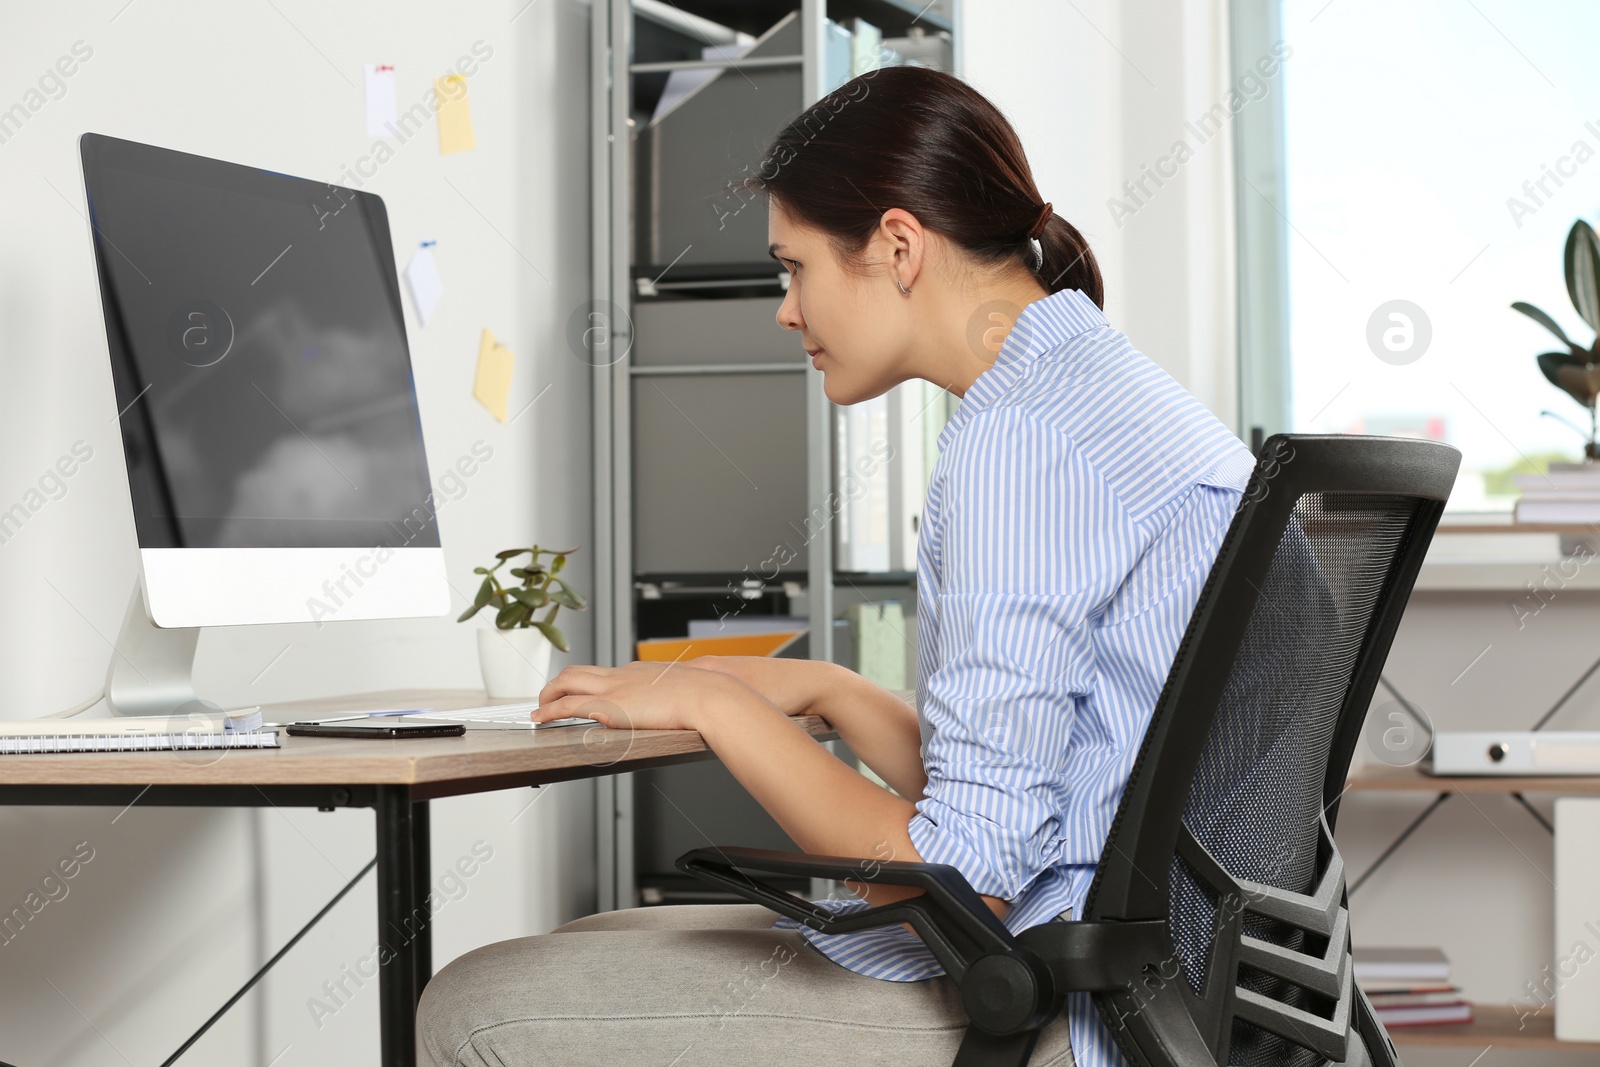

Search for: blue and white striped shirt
xmin=772 ymin=287 xmax=1255 ymax=1066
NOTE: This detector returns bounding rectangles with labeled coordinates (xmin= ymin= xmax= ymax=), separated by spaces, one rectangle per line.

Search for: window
xmin=1238 ymin=0 xmax=1600 ymax=509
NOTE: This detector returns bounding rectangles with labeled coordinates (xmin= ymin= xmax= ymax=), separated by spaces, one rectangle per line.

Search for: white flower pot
xmin=476 ymin=626 xmax=556 ymax=699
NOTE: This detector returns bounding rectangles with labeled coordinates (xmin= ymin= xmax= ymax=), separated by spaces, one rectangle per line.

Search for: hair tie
xmin=1027 ymin=201 xmax=1054 ymax=239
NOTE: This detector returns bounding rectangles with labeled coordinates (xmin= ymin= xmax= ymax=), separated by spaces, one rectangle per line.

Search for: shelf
xmin=630 ymin=261 xmax=784 ymax=286
xmin=1346 ymin=765 xmax=1600 ymax=794
xmin=1385 ymin=1003 xmax=1600 ymax=1050
xmin=1414 ymin=559 xmax=1600 ymax=592
xmin=1411 ymin=519 xmax=1600 ymax=586
xmin=833 ymin=569 xmax=917 ymax=586
xmin=660 ymin=0 xmax=954 ymax=37
xmin=1437 ymin=523 xmax=1599 ymax=535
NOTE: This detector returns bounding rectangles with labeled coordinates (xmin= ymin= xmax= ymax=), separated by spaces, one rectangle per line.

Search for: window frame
xmin=1230 ymin=0 xmax=1293 ymax=450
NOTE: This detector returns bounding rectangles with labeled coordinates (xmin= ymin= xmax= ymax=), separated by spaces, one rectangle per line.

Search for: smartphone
xmin=286 ymin=720 xmax=467 ymax=739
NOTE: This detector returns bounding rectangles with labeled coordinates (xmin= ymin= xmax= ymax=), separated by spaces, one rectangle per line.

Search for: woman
xmin=418 ymin=65 xmax=1253 ymax=1067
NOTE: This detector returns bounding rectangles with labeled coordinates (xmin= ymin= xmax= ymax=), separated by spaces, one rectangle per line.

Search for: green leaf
xmin=512 ymin=587 xmax=550 ymax=609
xmin=549 ymin=578 xmax=586 ymax=609
xmin=473 ymin=577 xmax=494 ymax=610
xmin=1537 ymin=351 xmax=1600 ymax=408
xmin=495 ymin=548 xmax=530 ymax=561
xmin=456 ymin=603 xmax=482 ymax=622
xmin=1512 ymin=301 xmax=1583 ymax=353
xmin=472 ymin=566 xmax=489 ymax=575
xmin=533 ymin=620 xmax=570 ymax=652
xmin=495 ymin=600 xmax=529 ymax=629
xmin=552 ymin=554 xmax=566 ymax=574
xmin=1565 ymin=221 xmax=1600 ymax=333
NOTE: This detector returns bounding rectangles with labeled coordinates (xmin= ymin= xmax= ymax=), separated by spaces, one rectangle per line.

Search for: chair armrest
xmin=675 ymin=845 xmax=1013 ymax=983
xmin=676 ymin=844 xmax=1173 ymax=1045
xmin=677 ymin=846 xmax=1175 ymax=994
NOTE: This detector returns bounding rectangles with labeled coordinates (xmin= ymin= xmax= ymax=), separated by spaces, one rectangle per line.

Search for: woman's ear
xmin=878 ymin=208 xmax=924 ymax=292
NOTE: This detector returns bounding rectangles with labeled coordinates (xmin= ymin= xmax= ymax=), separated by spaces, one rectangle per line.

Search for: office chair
xmin=678 ymin=434 xmax=1459 ymax=1067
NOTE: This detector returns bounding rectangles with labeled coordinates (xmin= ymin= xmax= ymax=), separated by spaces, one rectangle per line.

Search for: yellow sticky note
xmin=473 ymin=328 xmax=513 ymax=422
xmin=435 ymin=74 xmax=476 ymax=155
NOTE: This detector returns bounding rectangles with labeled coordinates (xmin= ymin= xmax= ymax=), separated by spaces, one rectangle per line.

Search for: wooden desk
xmin=0 ymin=689 xmax=837 ymax=1067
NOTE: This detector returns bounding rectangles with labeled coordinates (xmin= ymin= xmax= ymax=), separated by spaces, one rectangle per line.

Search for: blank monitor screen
xmin=79 ymin=132 xmax=438 ymax=552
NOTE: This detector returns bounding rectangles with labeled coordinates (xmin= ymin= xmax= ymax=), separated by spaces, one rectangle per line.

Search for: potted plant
xmin=1513 ymin=217 xmax=1600 ymax=460
xmin=458 ymin=544 xmax=586 ymax=698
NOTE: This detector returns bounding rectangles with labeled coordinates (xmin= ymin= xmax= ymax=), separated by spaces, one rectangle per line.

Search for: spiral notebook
xmin=0 ymin=713 xmax=280 ymax=755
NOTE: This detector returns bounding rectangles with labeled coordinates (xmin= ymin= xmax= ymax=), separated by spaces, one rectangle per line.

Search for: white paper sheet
xmin=403 ymin=242 xmax=443 ymax=326
xmin=365 ymin=63 xmax=397 ymax=137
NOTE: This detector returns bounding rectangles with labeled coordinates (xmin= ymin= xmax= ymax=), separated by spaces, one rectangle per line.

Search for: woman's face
xmin=769 ymin=199 xmax=911 ymax=406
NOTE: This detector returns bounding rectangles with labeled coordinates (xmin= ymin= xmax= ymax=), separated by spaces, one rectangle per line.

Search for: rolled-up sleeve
xmin=907 ymin=405 xmax=1138 ymax=902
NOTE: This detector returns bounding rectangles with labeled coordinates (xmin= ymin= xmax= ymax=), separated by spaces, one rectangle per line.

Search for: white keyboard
xmin=276 ymin=703 xmax=598 ymax=729
xmin=411 ymin=703 xmax=597 ymax=729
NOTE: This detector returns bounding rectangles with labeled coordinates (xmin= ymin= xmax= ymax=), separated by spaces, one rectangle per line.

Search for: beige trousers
xmin=417 ymin=903 xmax=1077 ymax=1066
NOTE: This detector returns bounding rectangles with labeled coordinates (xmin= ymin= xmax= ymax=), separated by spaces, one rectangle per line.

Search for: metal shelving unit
xmin=1344 ymin=766 xmax=1600 ymax=1051
xmin=591 ymin=0 xmax=959 ymax=911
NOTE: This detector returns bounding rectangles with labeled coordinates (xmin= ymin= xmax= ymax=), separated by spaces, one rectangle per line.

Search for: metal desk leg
xmin=376 ymin=786 xmax=419 ymax=1067
xmin=412 ymin=798 xmax=433 ymax=1000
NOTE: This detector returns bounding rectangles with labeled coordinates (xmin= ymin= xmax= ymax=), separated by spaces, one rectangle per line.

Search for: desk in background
xmin=1345 ymin=766 xmax=1600 ymax=1049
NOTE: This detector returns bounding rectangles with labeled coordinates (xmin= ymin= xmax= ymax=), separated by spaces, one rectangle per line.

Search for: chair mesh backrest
xmin=1167 ymin=491 xmax=1422 ymax=1067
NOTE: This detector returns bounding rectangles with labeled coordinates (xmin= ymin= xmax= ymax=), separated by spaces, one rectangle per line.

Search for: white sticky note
xmin=365 ymin=64 xmax=397 ymax=137
xmin=403 ymin=243 xmax=443 ymax=326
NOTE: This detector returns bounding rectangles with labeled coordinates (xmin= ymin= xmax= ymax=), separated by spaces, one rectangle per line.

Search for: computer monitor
xmin=78 ymin=133 xmax=450 ymax=714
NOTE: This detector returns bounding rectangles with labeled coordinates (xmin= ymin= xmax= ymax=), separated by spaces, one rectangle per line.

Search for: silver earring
xmin=895 ymin=276 xmax=911 ymax=296
xmin=1029 ymin=237 xmax=1044 ymax=270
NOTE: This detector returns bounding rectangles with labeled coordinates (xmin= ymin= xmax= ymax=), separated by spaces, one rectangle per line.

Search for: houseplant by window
xmin=1514 ymin=217 xmax=1600 ymax=460
xmin=458 ymin=545 xmax=586 ymax=698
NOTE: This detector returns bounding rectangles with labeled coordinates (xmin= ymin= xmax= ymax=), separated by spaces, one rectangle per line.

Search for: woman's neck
xmin=918 ymin=274 xmax=1052 ymax=398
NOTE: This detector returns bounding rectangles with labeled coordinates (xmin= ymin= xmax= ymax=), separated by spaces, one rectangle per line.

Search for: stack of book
xmin=1355 ymin=947 xmax=1472 ymax=1027
xmin=1513 ymin=466 xmax=1600 ymax=524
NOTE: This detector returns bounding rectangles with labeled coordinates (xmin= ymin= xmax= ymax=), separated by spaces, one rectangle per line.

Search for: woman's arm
xmin=531 ymin=661 xmax=1008 ymax=924
xmin=695 ymin=656 xmax=928 ymax=801
xmin=690 ymin=682 xmax=1008 ymax=923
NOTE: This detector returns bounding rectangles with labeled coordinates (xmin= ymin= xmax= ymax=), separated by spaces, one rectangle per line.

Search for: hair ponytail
xmin=1033 ymin=212 xmax=1103 ymax=306
xmin=746 ymin=66 xmax=1104 ymax=308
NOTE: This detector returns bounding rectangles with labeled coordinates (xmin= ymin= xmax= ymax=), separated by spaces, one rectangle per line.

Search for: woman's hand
xmin=692 ymin=655 xmax=845 ymax=717
xmin=533 ymin=661 xmax=770 ymax=732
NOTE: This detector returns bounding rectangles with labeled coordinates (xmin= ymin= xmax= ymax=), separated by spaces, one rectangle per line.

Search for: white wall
xmin=962 ymin=0 xmax=1239 ymax=427
xmin=0 ymin=2 xmax=597 ymax=1063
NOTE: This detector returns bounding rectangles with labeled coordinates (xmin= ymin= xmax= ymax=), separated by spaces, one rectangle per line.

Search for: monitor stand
xmin=104 ymin=578 xmax=203 ymax=717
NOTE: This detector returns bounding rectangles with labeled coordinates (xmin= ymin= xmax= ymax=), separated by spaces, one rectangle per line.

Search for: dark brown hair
xmin=743 ymin=65 xmax=1103 ymax=306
